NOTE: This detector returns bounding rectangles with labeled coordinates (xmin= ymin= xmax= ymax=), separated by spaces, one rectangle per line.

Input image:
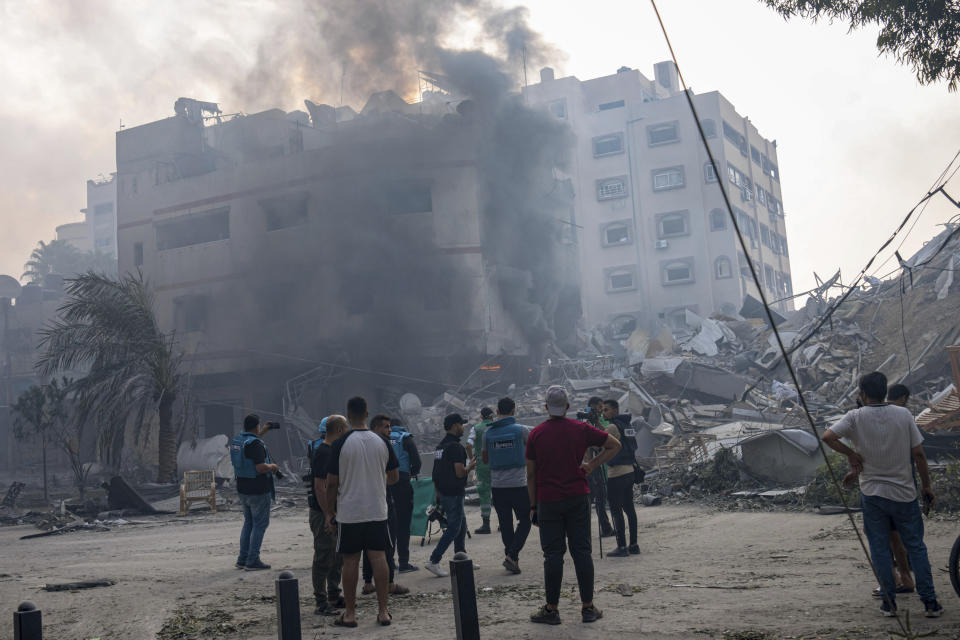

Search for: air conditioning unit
xmin=654 ymin=239 xmax=669 ymax=250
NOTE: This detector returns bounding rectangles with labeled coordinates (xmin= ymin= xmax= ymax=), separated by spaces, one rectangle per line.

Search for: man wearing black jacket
xmin=601 ymin=399 xmax=639 ymax=558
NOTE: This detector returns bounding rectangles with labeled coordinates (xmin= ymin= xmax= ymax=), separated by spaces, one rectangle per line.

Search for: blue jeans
xmin=237 ymin=492 xmax=272 ymax=566
xmin=429 ymin=493 xmax=467 ymax=564
xmin=861 ymin=494 xmax=937 ymax=605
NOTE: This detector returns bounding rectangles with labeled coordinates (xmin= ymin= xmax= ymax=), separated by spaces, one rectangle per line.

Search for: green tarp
xmin=410 ymin=476 xmax=434 ymax=538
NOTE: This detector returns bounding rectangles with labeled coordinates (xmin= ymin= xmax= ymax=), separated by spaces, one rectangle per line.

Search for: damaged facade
xmin=115 ymin=94 xmax=578 ymax=451
xmin=523 ymin=62 xmax=794 ymax=335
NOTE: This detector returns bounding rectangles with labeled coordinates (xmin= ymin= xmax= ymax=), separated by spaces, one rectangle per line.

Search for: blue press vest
xmin=485 ymin=418 xmax=525 ymax=470
xmin=390 ymin=426 xmax=411 ymax=473
xmin=230 ymin=432 xmax=271 ymax=479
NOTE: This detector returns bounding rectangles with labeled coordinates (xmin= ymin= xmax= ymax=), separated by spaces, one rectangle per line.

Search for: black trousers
xmin=362 ymin=502 xmax=397 ymax=583
xmin=537 ymin=494 xmax=594 ymax=606
xmin=491 ymin=486 xmax=532 ymax=561
xmin=607 ymin=473 xmax=637 ymax=548
xmin=587 ymin=468 xmax=612 ymax=532
xmin=392 ymin=474 xmax=414 ymax=567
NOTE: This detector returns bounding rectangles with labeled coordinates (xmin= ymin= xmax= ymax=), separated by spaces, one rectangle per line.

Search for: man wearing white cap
xmin=525 ymin=385 xmax=621 ymax=625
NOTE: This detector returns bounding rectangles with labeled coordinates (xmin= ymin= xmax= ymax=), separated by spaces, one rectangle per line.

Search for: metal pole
xmin=449 ymin=552 xmax=480 ymax=640
xmin=274 ymin=571 xmax=301 ymax=640
xmin=13 ymin=602 xmax=42 ymax=640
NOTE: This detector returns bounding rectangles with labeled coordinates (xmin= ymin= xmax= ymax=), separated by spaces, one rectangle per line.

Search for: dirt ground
xmin=2 ymin=501 xmax=959 ymax=640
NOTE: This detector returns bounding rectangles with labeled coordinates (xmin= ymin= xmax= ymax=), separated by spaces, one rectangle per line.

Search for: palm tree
xmin=11 ymin=385 xmax=56 ymax=502
xmin=36 ymin=272 xmax=183 ymax=482
xmin=22 ymin=239 xmax=83 ymax=284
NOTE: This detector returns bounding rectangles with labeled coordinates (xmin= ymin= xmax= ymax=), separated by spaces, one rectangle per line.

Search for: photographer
xmin=425 ymin=413 xmax=476 ymax=578
xmin=230 ymin=413 xmax=280 ymax=571
xmin=579 ymin=397 xmax=614 ymax=538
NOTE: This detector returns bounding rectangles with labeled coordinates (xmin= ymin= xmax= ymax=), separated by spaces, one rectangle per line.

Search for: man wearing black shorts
xmin=326 ymin=397 xmax=400 ymax=627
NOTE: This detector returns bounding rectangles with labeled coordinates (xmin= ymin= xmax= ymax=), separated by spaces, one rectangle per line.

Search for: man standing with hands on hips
xmin=526 ymin=385 xmax=620 ymax=625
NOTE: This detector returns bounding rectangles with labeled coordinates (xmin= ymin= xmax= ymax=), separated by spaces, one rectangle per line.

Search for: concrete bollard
xmin=13 ymin=602 xmax=42 ymax=640
xmin=449 ymin=552 xmax=480 ymax=640
xmin=275 ymin=571 xmax=301 ymax=640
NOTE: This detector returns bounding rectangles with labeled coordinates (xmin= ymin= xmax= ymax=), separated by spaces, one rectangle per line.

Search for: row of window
xmin=604 ymin=253 xmax=740 ymax=294
xmin=723 ymin=119 xmax=779 ymax=182
xmin=736 ymin=252 xmax=792 ymax=296
xmin=596 ymin=162 xmax=720 ymax=202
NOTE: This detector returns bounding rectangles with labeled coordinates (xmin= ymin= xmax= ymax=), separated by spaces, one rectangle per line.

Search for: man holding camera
xmin=600 ymin=399 xmax=640 ymax=558
xmin=230 ymin=413 xmax=280 ymax=571
xmin=580 ymin=397 xmax=615 ymax=538
xmin=425 ymin=413 xmax=476 ymax=577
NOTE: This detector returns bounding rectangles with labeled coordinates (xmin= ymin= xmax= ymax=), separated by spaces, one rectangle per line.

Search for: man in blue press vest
xmin=482 ymin=397 xmax=532 ymax=575
xmin=389 ymin=418 xmax=422 ymax=572
xmin=230 ymin=413 xmax=280 ymax=571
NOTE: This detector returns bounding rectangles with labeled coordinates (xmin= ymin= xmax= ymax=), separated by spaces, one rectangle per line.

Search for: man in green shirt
xmin=466 ymin=407 xmax=494 ymax=533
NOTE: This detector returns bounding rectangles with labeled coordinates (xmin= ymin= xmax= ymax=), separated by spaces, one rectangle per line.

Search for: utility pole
xmin=2 ymin=298 xmax=12 ymax=474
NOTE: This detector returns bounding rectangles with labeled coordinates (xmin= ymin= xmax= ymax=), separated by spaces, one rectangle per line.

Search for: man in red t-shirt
xmin=525 ymin=385 xmax=621 ymax=625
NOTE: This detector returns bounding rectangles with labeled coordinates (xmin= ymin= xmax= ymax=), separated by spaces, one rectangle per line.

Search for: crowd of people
xmin=227 ymin=370 xmax=944 ymax=627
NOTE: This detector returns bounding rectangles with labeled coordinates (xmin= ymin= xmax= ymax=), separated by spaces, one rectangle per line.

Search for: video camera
xmin=264 ymin=421 xmax=282 ymax=430
xmin=426 ymin=503 xmax=447 ymax=528
xmin=575 ymin=410 xmax=591 ymax=421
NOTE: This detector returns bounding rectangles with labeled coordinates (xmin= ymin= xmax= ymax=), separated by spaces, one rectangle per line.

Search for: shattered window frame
xmin=704 ymin=162 xmax=718 ymax=183
xmin=714 ymin=256 xmax=733 ymax=279
xmin=660 ymin=258 xmax=695 ymax=286
xmin=601 ymin=220 xmax=632 ymax=247
xmin=592 ymin=132 xmax=624 ymax=157
xmin=651 ymin=166 xmax=685 ymax=192
xmin=156 ymin=206 xmax=230 ymax=251
xmin=709 ymin=208 xmax=727 ymax=231
xmin=596 ymin=176 xmax=628 ymax=201
xmin=647 ymin=121 xmax=680 ymax=146
xmin=604 ymin=265 xmax=637 ymax=293
xmin=656 ymin=210 xmax=690 ymax=238
xmin=261 ymin=192 xmax=310 ymax=231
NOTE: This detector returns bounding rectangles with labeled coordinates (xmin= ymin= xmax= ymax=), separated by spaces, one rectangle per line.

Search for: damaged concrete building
xmin=523 ymin=62 xmax=794 ymax=335
xmin=115 ymin=94 xmax=579 ymax=450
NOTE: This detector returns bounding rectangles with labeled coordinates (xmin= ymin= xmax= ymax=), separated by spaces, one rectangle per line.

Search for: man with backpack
xmin=389 ymin=418 xmax=422 ymax=572
xmin=601 ymin=399 xmax=640 ymax=558
xmin=230 ymin=414 xmax=280 ymax=571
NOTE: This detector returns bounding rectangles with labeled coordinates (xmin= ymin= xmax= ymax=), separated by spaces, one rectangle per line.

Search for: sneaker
xmin=606 ymin=546 xmax=630 ymax=558
xmin=530 ymin=605 xmax=561 ymax=625
xmin=503 ymin=558 xmax=521 ymax=574
xmin=475 ymin=523 xmax=492 ymax=534
xmin=924 ymin=600 xmax=944 ymax=618
xmin=581 ymin=605 xmax=603 ymax=623
xmin=314 ymin=603 xmax=340 ymax=616
xmin=424 ymin=561 xmax=448 ymax=577
xmin=880 ymin=601 xmax=897 ymax=617
xmin=244 ymin=560 xmax=271 ymax=571
xmin=235 ymin=562 xmax=246 ymax=569
xmin=628 ymin=544 xmax=640 ymax=555
xmin=398 ymin=564 xmax=419 ymax=573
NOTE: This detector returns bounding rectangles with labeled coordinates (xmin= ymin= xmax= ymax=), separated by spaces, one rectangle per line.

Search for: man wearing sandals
xmin=325 ymin=397 xmax=400 ymax=627
xmin=525 ymin=385 xmax=621 ymax=625
xmin=823 ymin=372 xmax=943 ymax=619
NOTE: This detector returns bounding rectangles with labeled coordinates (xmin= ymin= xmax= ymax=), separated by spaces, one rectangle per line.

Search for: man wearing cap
xmin=388 ymin=417 xmax=422 ymax=572
xmin=526 ymin=385 xmax=621 ymax=625
xmin=466 ymin=407 xmax=495 ymax=534
xmin=583 ymin=397 xmax=615 ymax=538
xmin=425 ymin=413 xmax=476 ymax=577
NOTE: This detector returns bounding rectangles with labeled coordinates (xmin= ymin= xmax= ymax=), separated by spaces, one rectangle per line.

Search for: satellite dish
xmin=0 ymin=275 xmax=21 ymax=299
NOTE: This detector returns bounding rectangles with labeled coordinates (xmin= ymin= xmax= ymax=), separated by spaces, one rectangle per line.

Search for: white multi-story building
xmin=524 ymin=62 xmax=793 ymax=334
xmin=82 ymin=174 xmax=118 ymax=257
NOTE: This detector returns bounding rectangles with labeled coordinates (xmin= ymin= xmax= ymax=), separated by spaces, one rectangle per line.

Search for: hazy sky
xmin=1 ymin=0 xmax=957 ymax=296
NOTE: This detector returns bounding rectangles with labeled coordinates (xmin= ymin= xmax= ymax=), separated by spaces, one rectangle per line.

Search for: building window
xmin=647 ymin=121 xmax=679 ymax=146
xmin=598 ymin=99 xmax=625 ymax=111
xmin=652 ymin=166 xmax=685 ymax=191
xmin=704 ymin=162 xmax=718 ymax=183
xmin=381 ymin=183 xmax=432 ymax=214
xmin=710 ymin=208 xmax=727 ymax=231
xmin=605 ymin=266 xmax=637 ymax=293
xmin=548 ymin=99 xmax=566 ymax=119
xmin=764 ymin=264 xmax=776 ymax=290
xmin=782 ymin=273 xmax=793 ymax=296
xmin=701 ymin=119 xmax=716 ymax=138
xmin=661 ymin=258 xmax=695 ymax=286
xmin=602 ymin=221 xmax=632 ymax=247
xmin=750 ymin=146 xmax=761 ymax=166
xmin=593 ymin=133 xmax=624 ymax=157
xmin=134 ymin=242 xmax=144 ymax=266
xmin=173 ymin=295 xmax=208 ymax=332
xmin=94 ymin=203 xmax=113 ymax=217
xmin=596 ymin=176 xmax=628 ymax=201
xmin=715 ymin=256 xmax=732 ymax=279
xmin=760 ymin=223 xmax=771 ymax=247
xmin=722 ymin=120 xmax=748 ymax=156
xmin=657 ymin=211 xmax=689 ymax=238
xmin=156 ymin=207 xmax=230 ymax=251
xmin=738 ymin=252 xmax=752 ymax=278
xmin=95 ymin=236 xmax=111 ymax=249
xmin=262 ymin=193 xmax=309 ymax=231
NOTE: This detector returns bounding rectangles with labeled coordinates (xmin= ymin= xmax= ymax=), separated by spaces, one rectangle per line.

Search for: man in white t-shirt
xmin=326 ymin=396 xmax=399 ymax=627
xmin=823 ymin=371 xmax=942 ymax=619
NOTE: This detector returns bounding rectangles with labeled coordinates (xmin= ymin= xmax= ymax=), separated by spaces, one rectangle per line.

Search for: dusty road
xmin=1 ymin=502 xmax=958 ymax=640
